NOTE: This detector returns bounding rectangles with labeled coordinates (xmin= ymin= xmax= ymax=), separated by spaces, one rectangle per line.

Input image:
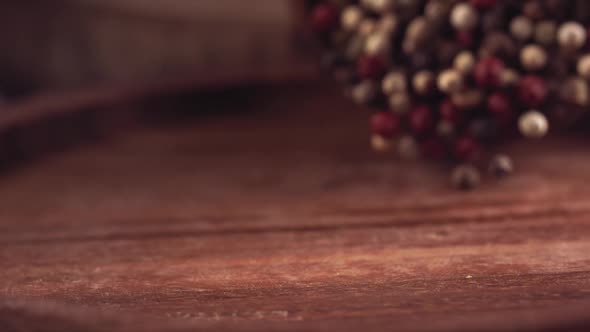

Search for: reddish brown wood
xmin=1 ymin=83 xmax=590 ymax=331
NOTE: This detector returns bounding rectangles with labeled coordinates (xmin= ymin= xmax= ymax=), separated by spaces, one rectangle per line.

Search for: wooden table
xmin=2 ymin=83 xmax=590 ymax=332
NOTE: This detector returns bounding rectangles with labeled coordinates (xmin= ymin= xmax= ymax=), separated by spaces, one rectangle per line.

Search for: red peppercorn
xmin=470 ymin=0 xmax=497 ymax=9
xmin=456 ymin=31 xmax=474 ymax=48
xmin=357 ymin=55 xmax=386 ymax=80
xmin=421 ymin=137 xmax=447 ymax=160
xmin=409 ymin=105 xmax=435 ymax=135
xmin=370 ymin=112 xmax=400 ymax=138
xmin=439 ymin=99 xmax=462 ymax=125
xmin=310 ymin=3 xmax=339 ymax=33
xmin=487 ymin=92 xmax=514 ymax=127
xmin=518 ymin=75 xmax=548 ymax=108
xmin=454 ymin=136 xmax=482 ymax=162
xmin=474 ymin=57 xmax=505 ymax=87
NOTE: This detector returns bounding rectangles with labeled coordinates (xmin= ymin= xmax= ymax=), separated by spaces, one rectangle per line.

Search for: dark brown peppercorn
xmin=480 ymin=32 xmax=517 ymax=59
xmin=489 ymin=154 xmax=514 ymax=177
xmin=523 ymin=1 xmax=544 ymax=20
xmin=451 ymin=165 xmax=481 ymax=190
xmin=481 ymin=8 xmax=503 ymax=33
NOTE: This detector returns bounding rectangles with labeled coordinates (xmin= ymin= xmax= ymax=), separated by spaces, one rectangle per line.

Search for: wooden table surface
xmin=2 ymin=83 xmax=590 ymax=332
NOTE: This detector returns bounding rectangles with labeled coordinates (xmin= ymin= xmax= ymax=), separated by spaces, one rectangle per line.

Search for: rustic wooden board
xmin=1 ymin=83 xmax=590 ymax=332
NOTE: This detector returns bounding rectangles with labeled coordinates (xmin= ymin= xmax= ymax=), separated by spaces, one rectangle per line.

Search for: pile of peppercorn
xmin=310 ymin=0 xmax=590 ymax=189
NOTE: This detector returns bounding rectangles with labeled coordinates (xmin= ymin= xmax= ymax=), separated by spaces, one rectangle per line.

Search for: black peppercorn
xmin=451 ymin=165 xmax=481 ymax=190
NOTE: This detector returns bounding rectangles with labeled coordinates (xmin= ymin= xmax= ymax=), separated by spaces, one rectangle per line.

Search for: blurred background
xmin=0 ymin=0 xmax=312 ymax=95
xmin=0 ymin=0 xmax=320 ymax=169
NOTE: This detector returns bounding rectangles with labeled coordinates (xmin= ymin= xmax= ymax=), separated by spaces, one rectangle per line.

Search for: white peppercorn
xmin=365 ymin=32 xmax=391 ymax=56
xmin=437 ymin=69 xmax=463 ymax=93
xmin=520 ymin=44 xmax=548 ymax=71
xmin=577 ymin=54 xmax=590 ymax=79
xmin=510 ymin=16 xmax=534 ymax=41
xmin=382 ymin=71 xmax=407 ymax=95
xmin=519 ymin=110 xmax=549 ymax=138
xmin=558 ymin=22 xmax=587 ymax=50
xmin=454 ymin=51 xmax=475 ymax=75
xmin=341 ymin=6 xmax=363 ymax=31
xmin=451 ymin=3 xmax=478 ymax=31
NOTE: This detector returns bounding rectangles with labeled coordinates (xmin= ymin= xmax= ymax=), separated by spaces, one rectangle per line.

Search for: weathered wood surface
xmin=1 ymin=83 xmax=590 ymax=332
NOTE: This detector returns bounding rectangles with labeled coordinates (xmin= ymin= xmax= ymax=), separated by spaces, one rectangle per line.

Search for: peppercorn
xmin=510 ymin=16 xmax=534 ymax=41
xmin=371 ymin=134 xmax=392 ymax=153
xmin=437 ymin=69 xmax=463 ymax=93
xmin=412 ymin=70 xmax=435 ymax=95
xmin=357 ymin=55 xmax=386 ymax=79
xmin=378 ymin=14 xmax=399 ymax=34
xmin=455 ymin=30 xmax=474 ymax=48
xmin=405 ymin=17 xmax=431 ymax=44
xmin=500 ymin=68 xmax=520 ymax=87
xmin=437 ymin=121 xmax=456 ymax=138
xmin=382 ymin=71 xmax=407 ymax=95
xmin=365 ymin=32 xmax=391 ymax=57
xmin=388 ymin=92 xmax=411 ymax=114
xmin=451 ymin=164 xmax=481 ymax=190
xmin=452 ymin=89 xmax=483 ymax=110
xmin=311 ymin=3 xmax=339 ymax=33
xmin=371 ymin=111 xmax=400 ymax=138
xmin=451 ymin=3 xmax=478 ymax=31
xmin=362 ymin=0 xmax=395 ymax=13
xmin=519 ymin=110 xmax=549 ymax=138
xmin=522 ymin=1 xmax=544 ymax=20
xmin=545 ymin=0 xmax=567 ymax=21
xmin=577 ymin=55 xmax=590 ymax=79
xmin=489 ymin=154 xmax=514 ymax=177
xmin=535 ymin=21 xmax=557 ymax=46
xmin=358 ymin=18 xmax=378 ymax=36
xmin=560 ymin=77 xmax=589 ymax=107
xmin=398 ymin=135 xmax=420 ymax=160
xmin=470 ymin=0 xmax=496 ymax=9
xmin=558 ymin=22 xmax=587 ymax=50
xmin=518 ymin=75 xmax=548 ymax=108
xmin=480 ymin=32 xmax=517 ymax=59
xmin=454 ymin=51 xmax=475 ymax=75
xmin=310 ymin=0 xmax=590 ymax=190
xmin=520 ymin=44 xmax=548 ymax=71
xmin=425 ymin=0 xmax=452 ymax=23
xmin=454 ymin=137 xmax=482 ymax=162
xmin=341 ymin=5 xmax=363 ymax=31
xmin=341 ymin=31 xmax=361 ymax=54
xmin=474 ymin=57 xmax=505 ymax=87
xmin=409 ymin=105 xmax=434 ymax=135
xmin=439 ymin=99 xmax=461 ymax=124
xmin=487 ymin=92 xmax=514 ymax=127
xmin=351 ymin=80 xmax=377 ymax=105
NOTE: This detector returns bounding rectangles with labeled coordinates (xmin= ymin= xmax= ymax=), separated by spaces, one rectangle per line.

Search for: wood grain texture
xmin=1 ymin=83 xmax=590 ymax=332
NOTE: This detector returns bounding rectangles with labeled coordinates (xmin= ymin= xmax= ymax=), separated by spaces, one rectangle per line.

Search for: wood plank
xmin=1 ymin=83 xmax=590 ymax=331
